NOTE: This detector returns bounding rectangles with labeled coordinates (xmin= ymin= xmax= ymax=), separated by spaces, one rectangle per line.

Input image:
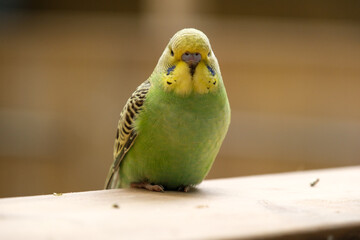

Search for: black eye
xmin=170 ymin=50 xmax=174 ymax=56
xmin=208 ymin=51 xmax=211 ymax=57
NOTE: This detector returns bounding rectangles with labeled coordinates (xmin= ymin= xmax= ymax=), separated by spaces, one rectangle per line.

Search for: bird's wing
xmin=104 ymin=80 xmax=151 ymax=189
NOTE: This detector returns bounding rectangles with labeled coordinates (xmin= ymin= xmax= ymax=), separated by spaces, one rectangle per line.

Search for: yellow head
xmin=154 ymin=28 xmax=221 ymax=96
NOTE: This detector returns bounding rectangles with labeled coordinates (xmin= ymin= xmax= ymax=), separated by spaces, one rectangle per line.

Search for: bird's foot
xmin=177 ymin=185 xmax=191 ymax=192
xmin=130 ymin=182 xmax=164 ymax=192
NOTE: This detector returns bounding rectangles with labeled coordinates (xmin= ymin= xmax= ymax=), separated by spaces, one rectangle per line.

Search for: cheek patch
xmin=167 ymin=66 xmax=176 ymax=75
xmin=206 ymin=65 xmax=215 ymax=76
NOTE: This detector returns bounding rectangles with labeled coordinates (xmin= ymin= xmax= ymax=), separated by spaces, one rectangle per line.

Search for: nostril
xmin=182 ymin=52 xmax=202 ymax=64
xmin=193 ymin=52 xmax=201 ymax=63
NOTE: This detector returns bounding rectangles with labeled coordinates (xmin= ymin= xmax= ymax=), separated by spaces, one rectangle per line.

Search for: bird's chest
xmin=138 ymin=92 xmax=227 ymax=147
xmin=125 ymin=89 xmax=229 ymax=188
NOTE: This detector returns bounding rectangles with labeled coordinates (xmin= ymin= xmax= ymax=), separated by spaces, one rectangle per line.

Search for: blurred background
xmin=0 ymin=0 xmax=359 ymax=197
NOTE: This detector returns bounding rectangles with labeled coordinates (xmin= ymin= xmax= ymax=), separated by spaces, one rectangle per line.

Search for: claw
xmin=131 ymin=182 xmax=164 ymax=192
xmin=177 ymin=185 xmax=191 ymax=192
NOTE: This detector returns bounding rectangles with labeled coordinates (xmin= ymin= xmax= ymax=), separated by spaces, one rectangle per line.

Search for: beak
xmin=182 ymin=52 xmax=201 ymax=76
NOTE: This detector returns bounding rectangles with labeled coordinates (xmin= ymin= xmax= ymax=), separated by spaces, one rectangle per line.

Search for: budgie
xmin=105 ymin=28 xmax=230 ymax=192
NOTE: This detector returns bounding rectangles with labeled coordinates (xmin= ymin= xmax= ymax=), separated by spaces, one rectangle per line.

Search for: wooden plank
xmin=0 ymin=166 xmax=360 ymax=239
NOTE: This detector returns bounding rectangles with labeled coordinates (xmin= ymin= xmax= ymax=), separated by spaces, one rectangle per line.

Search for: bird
xmin=105 ymin=28 xmax=230 ymax=192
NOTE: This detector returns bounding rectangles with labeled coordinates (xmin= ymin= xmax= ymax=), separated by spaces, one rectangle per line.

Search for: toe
xmin=177 ymin=185 xmax=191 ymax=192
xmin=130 ymin=182 xmax=165 ymax=192
xmin=183 ymin=186 xmax=191 ymax=192
xmin=151 ymin=185 xmax=164 ymax=192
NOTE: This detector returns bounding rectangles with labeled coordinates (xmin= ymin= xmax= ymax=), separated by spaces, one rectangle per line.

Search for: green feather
xmin=119 ymin=73 xmax=230 ymax=189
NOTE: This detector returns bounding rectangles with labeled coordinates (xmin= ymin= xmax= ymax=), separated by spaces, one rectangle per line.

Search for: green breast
xmin=119 ymin=80 xmax=230 ymax=189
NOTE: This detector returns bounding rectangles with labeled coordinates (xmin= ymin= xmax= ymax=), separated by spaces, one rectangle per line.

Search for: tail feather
xmin=104 ymin=166 xmax=120 ymax=189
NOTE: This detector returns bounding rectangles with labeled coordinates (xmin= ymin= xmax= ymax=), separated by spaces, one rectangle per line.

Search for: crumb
xmin=310 ymin=178 xmax=320 ymax=187
xmin=112 ymin=203 xmax=120 ymax=209
xmin=53 ymin=192 xmax=63 ymax=196
xmin=196 ymin=205 xmax=209 ymax=209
